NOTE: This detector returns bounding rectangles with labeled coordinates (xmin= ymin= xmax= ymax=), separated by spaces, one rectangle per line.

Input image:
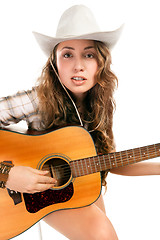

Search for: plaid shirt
xmin=0 ymin=88 xmax=44 ymax=130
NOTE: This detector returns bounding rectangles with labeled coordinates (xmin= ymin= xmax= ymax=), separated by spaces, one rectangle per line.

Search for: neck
xmin=73 ymin=93 xmax=87 ymax=116
xmin=73 ymin=92 xmax=87 ymax=104
xmin=70 ymin=143 xmax=160 ymax=178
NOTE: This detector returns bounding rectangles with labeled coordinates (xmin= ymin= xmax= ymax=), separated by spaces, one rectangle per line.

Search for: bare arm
xmin=110 ymin=162 xmax=160 ymax=176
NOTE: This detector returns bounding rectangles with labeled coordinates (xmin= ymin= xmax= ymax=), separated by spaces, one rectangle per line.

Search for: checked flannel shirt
xmin=0 ymin=88 xmax=44 ymax=130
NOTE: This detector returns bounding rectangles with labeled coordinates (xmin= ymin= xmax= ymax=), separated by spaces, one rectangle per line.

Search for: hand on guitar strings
xmin=5 ymin=166 xmax=57 ymax=193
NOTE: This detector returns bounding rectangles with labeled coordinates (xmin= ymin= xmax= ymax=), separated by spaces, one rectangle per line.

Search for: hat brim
xmin=33 ymin=25 xmax=124 ymax=57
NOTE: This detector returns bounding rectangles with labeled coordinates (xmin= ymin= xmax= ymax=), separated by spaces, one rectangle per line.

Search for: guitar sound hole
xmin=23 ymin=157 xmax=73 ymax=213
xmin=42 ymin=158 xmax=72 ymax=188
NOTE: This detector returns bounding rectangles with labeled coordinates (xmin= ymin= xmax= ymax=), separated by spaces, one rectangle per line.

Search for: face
xmin=56 ymin=39 xmax=98 ymax=101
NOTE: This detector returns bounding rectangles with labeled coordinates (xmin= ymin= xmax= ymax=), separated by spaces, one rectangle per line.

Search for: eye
xmin=63 ymin=52 xmax=73 ymax=58
xmin=85 ymin=53 xmax=95 ymax=59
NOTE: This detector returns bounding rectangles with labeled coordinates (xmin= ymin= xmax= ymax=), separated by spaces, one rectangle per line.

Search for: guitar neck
xmin=71 ymin=143 xmax=160 ymax=178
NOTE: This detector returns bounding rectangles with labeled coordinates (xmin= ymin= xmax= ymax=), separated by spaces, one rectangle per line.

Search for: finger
xmin=30 ymin=167 xmax=49 ymax=175
xmin=37 ymin=175 xmax=57 ymax=184
xmin=34 ymin=183 xmax=56 ymax=192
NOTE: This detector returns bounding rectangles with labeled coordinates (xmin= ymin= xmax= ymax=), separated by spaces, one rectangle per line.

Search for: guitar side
xmin=0 ymin=126 xmax=101 ymax=240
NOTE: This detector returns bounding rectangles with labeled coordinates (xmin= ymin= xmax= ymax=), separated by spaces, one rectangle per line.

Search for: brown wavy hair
xmin=36 ymin=40 xmax=118 ymax=186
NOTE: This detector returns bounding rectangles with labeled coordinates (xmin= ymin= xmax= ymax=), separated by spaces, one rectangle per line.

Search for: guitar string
xmin=41 ymin=144 xmax=160 ymax=172
xmin=42 ymin=154 xmax=158 ymax=183
xmin=41 ymin=150 xmax=158 ymax=173
xmin=41 ymin=150 xmax=158 ymax=176
xmin=41 ymin=146 xmax=160 ymax=175
xmin=41 ymin=144 xmax=160 ymax=173
xmin=45 ymin=146 xmax=159 ymax=183
xmin=41 ymin=148 xmax=159 ymax=179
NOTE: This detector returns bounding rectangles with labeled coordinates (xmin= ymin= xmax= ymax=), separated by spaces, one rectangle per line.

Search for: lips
xmin=71 ymin=76 xmax=87 ymax=81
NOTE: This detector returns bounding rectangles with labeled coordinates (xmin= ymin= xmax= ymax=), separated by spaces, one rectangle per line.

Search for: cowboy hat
xmin=33 ymin=5 xmax=124 ymax=57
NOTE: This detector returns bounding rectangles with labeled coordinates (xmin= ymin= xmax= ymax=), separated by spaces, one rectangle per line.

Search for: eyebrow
xmin=61 ymin=46 xmax=95 ymax=51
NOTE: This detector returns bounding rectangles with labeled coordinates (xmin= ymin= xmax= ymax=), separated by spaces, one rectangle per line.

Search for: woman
xmin=0 ymin=5 xmax=159 ymax=240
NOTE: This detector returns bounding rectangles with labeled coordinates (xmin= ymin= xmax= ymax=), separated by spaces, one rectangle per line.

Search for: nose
xmin=74 ymin=57 xmax=85 ymax=72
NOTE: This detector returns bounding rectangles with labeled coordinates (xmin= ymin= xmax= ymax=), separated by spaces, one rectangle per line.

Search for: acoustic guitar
xmin=0 ymin=126 xmax=159 ymax=240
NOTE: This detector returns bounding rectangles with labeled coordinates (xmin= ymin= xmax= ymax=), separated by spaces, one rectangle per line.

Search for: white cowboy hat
xmin=33 ymin=5 xmax=124 ymax=57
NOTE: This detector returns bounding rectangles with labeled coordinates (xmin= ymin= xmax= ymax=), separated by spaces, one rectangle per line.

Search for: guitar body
xmin=0 ymin=126 xmax=101 ymax=240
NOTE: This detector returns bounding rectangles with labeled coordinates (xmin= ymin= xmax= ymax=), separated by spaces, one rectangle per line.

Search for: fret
xmin=76 ymin=160 xmax=81 ymax=177
xmin=113 ymin=152 xmax=118 ymax=167
xmin=97 ymin=159 xmax=100 ymax=171
xmin=71 ymin=161 xmax=78 ymax=178
xmin=126 ymin=149 xmax=134 ymax=164
xmin=140 ymin=146 xmax=149 ymax=161
xmin=139 ymin=147 xmax=143 ymax=162
xmin=94 ymin=156 xmax=101 ymax=172
xmin=114 ymin=151 xmax=123 ymax=167
xmin=109 ymin=154 xmax=115 ymax=168
xmin=119 ymin=151 xmax=124 ymax=167
xmin=80 ymin=160 xmax=85 ymax=176
xmin=133 ymin=147 xmax=141 ymax=163
xmin=121 ymin=150 xmax=129 ymax=165
xmin=93 ymin=156 xmax=97 ymax=173
xmin=147 ymin=145 xmax=156 ymax=158
xmin=153 ymin=144 xmax=158 ymax=157
xmin=84 ymin=158 xmax=89 ymax=175
xmin=125 ymin=150 xmax=129 ymax=164
xmin=135 ymin=147 xmax=142 ymax=162
xmin=114 ymin=152 xmax=119 ymax=167
xmin=132 ymin=149 xmax=136 ymax=163
xmin=98 ymin=156 xmax=102 ymax=171
xmin=88 ymin=157 xmax=93 ymax=173
xmin=85 ymin=158 xmax=90 ymax=174
xmin=146 ymin=145 xmax=150 ymax=158
xmin=108 ymin=154 xmax=112 ymax=169
xmin=118 ymin=150 xmax=127 ymax=166
xmin=158 ymin=144 xmax=160 ymax=156
xmin=102 ymin=155 xmax=107 ymax=170
xmin=126 ymin=150 xmax=130 ymax=164
xmin=154 ymin=144 xmax=158 ymax=157
xmin=140 ymin=147 xmax=146 ymax=159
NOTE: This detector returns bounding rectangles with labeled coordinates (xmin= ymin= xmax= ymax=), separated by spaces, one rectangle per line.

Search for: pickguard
xmin=23 ymin=182 xmax=74 ymax=213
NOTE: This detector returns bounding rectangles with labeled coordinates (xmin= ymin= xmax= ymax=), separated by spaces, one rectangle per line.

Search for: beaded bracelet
xmin=0 ymin=161 xmax=14 ymax=188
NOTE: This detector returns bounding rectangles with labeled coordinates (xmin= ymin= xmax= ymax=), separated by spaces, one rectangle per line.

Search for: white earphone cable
xmin=49 ymin=58 xmax=83 ymax=127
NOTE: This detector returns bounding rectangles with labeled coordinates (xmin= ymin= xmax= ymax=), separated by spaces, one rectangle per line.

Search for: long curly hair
xmin=36 ymin=40 xmax=118 ymax=186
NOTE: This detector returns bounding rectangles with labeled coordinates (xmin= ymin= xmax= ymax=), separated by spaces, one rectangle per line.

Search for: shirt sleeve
xmin=0 ymin=88 xmax=42 ymax=130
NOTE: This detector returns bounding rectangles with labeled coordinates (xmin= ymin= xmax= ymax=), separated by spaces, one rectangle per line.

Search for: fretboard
xmin=71 ymin=143 xmax=160 ymax=178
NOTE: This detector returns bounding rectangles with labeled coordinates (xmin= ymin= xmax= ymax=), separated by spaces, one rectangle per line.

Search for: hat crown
xmin=56 ymin=5 xmax=100 ymax=38
xmin=33 ymin=5 xmax=124 ymax=56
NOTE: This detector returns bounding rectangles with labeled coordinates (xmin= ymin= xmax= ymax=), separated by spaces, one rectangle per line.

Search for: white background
xmin=0 ymin=0 xmax=160 ymax=239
